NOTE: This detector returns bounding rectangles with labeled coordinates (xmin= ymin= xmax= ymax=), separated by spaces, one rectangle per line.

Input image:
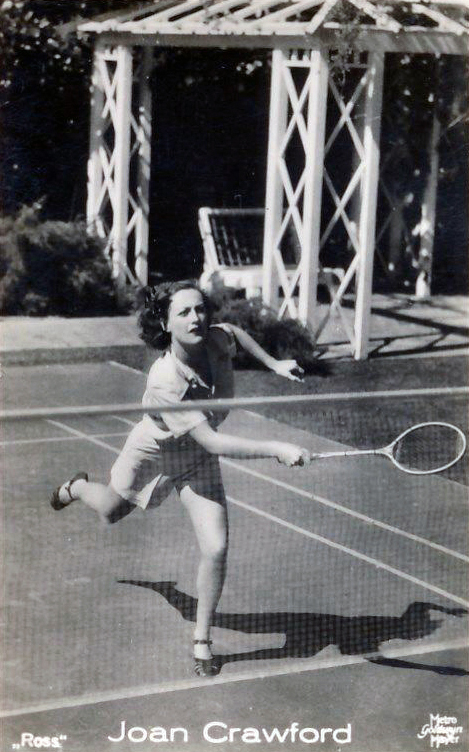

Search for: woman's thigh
xmin=179 ymin=484 xmax=228 ymax=556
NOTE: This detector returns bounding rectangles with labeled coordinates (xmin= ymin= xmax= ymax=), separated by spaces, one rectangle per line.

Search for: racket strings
xmin=392 ymin=424 xmax=466 ymax=473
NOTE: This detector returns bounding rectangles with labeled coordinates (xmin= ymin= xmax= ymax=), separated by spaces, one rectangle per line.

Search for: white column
xmin=262 ymin=49 xmax=289 ymax=309
xmin=87 ymin=42 xmax=106 ymax=237
xmin=112 ymin=45 xmax=133 ymax=286
xmin=135 ymin=47 xmax=153 ymax=286
xmin=415 ymin=111 xmax=440 ymax=299
xmin=354 ymin=52 xmax=384 ymax=360
xmin=298 ymin=50 xmax=329 ymax=327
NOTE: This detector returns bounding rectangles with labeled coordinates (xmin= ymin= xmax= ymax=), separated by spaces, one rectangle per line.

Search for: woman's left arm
xmin=226 ymin=323 xmax=304 ymax=382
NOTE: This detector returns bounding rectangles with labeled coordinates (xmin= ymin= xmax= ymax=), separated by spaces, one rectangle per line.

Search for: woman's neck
xmin=171 ymin=339 xmax=206 ymax=367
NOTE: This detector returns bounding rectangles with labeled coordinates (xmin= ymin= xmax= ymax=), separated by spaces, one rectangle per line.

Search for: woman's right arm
xmin=189 ymin=422 xmax=310 ymax=467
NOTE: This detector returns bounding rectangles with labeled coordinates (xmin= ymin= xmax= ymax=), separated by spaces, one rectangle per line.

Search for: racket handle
xmin=310 ymin=448 xmax=381 ymax=460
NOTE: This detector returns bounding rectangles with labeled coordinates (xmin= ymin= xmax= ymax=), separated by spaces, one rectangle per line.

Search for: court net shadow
xmin=118 ymin=580 xmax=468 ymax=676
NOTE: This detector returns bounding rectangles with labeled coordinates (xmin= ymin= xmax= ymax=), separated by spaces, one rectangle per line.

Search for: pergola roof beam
xmin=252 ymin=0 xmax=325 ymax=23
xmin=148 ymin=0 xmax=214 ymax=22
xmin=347 ymin=0 xmax=402 ymax=31
xmin=230 ymin=0 xmax=289 ymax=21
xmin=79 ymin=0 xmax=469 ymax=32
xmin=305 ymin=0 xmax=340 ymax=33
xmin=188 ymin=0 xmax=252 ymax=21
xmin=396 ymin=0 xmax=468 ymax=6
xmin=411 ymin=3 xmax=467 ymax=33
xmin=78 ymin=0 xmax=469 ymax=54
xmin=95 ymin=28 xmax=467 ymax=54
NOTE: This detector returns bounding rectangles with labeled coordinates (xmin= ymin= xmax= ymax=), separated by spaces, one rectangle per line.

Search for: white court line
xmin=226 ymin=495 xmax=469 ymax=609
xmin=1 ymin=637 xmax=467 ymax=719
xmin=113 ymin=415 xmax=469 ymax=565
xmin=45 ymin=418 xmax=469 ymax=607
xmin=108 ymin=359 xmax=146 ymax=375
xmin=222 ymin=460 xmax=469 ymax=564
xmin=46 ymin=420 xmax=123 ymax=454
xmin=1 ymin=431 xmax=128 ymax=447
xmin=114 ymin=415 xmax=140 ymax=426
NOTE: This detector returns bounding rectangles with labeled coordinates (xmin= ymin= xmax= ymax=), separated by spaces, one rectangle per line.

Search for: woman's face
xmin=166 ymin=288 xmax=209 ymax=348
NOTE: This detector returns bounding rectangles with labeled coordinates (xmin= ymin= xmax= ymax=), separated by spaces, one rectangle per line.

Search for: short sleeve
xmin=143 ymin=386 xmax=207 ymax=437
xmin=211 ymin=323 xmax=236 ymax=358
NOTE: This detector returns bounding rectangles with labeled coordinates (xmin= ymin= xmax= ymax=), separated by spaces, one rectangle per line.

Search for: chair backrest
xmin=198 ymin=207 xmax=300 ymax=269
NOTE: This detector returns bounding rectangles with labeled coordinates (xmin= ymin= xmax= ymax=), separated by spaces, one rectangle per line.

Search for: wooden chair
xmin=198 ymin=207 xmax=344 ymax=300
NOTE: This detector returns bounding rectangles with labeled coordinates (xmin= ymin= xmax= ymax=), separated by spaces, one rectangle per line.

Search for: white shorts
xmin=110 ymin=417 xmax=224 ymax=509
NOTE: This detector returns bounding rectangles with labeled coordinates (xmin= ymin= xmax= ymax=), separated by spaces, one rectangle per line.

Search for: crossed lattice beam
xmin=265 ymin=52 xmax=326 ymax=321
xmin=87 ymin=44 xmax=153 ymax=286
xmin=262 ymin=48 xmax=384 ymax=358
xmin=313 ymin=69 xmax=371 ymax=346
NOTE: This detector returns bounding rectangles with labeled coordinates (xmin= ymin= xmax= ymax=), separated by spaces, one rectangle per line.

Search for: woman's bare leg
xmin=179 ymin=485 xmax=228 ymax=660
xmin=56 ymin=478 xmax=134 ymax=524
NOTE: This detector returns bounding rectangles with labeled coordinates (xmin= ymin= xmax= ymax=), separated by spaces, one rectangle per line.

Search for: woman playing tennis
xmin=51 ymin=280 xmax=311 ymax=677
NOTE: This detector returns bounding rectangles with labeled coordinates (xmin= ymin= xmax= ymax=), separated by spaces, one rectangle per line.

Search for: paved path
xmin=1 ymin=294 xmax=468 ymax=365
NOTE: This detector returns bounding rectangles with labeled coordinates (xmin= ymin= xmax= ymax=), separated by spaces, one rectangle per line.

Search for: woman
xmin=51 ymin=280 xmax=311 ymax=677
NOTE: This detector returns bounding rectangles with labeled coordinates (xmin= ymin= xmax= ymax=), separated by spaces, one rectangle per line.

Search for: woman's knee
xmin=200 ymin=535 xmax=228 ymax=563
xmin=101 ymin=485 xmax=136 ymax=524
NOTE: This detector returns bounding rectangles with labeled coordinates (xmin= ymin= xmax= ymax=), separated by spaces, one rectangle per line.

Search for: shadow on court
xmin=118 ymin=580 xmax=468 ymax=677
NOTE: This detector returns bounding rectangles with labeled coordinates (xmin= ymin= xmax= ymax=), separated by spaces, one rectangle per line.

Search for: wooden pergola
xmin=79 ymin=0 xmax=468 ymax=359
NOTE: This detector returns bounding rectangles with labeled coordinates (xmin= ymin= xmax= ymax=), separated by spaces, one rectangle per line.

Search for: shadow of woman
xmin=118 ymin=579 xmax=468 ymax=676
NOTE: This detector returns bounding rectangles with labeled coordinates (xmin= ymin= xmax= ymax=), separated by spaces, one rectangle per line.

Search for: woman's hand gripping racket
xmin=308 ymin=422 xmax=467 ymax=475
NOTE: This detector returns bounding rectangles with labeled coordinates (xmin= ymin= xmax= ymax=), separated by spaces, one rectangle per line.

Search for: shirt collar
xmin=169 ymin=342 xmax=216 ymax=391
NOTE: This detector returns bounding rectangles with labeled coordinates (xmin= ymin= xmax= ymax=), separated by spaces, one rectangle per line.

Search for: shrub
xmin=212 ymin=293 xmax=321 ymax=373
xmin=0 ymin=205 xmax=131 ymax=316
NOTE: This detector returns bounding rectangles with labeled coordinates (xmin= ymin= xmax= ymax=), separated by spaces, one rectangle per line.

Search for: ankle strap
xmin=193 ymin=639 xmax=212 ymax=645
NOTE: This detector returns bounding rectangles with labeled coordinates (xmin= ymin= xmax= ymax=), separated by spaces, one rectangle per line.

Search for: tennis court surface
xmin=1 ymin=359 xmax=468 ymax=752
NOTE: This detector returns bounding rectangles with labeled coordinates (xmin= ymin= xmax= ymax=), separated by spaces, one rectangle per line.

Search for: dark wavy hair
xmin=138 ymin=279 xmax=213 ymax=350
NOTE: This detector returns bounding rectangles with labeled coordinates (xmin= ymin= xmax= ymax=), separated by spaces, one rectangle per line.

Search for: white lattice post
xmin=415 ymin=111 xmax=441 ymax=299
xmin=348 ymin=66 xmax=366 ymax=260
xmin=263 ymin=49 xmax=289 ymax=309
xmin=87 ymin=41 xmax=106 ymax=238
xmin=135 ymin=47 xmax=153 ymax=286
xmin=354 ymin=52 xmax=384 ymax=360
xmin=298 ymin=50 xmax=329 ymax=327
xmin=113 ymin=45 xmax=133 ymax=286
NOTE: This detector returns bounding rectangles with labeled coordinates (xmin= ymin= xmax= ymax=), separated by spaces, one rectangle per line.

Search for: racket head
xmin=388 ymin=421 xmax=467 ymax=475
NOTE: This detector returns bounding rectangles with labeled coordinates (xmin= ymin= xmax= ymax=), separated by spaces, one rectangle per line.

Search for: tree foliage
xmin=0 ymin=0 xmax=133 ymax=89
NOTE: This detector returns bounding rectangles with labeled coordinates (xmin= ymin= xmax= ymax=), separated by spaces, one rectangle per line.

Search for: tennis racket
xmin=309 ymin=421 xmax=466 ymax=475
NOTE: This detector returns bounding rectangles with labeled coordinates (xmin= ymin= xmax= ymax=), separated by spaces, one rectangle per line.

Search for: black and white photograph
xmin=1 ymin=2 xmax=468 ymax=751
